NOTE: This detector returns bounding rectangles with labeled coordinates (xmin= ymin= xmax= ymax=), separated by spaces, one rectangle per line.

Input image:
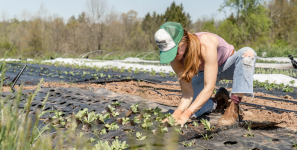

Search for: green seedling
xmin=99 ymin=128 xmax=107 ymax=135
xmin=142 ymin=118 xmax=153 ymax=129
xmin=133 ymin=117 xmax=141 ymax=124
xmin=193 ymin=121 xmax=198 ymax=127
xmin=175 ymin=127 xmax=182 ymax=134
xmin=291 ymin=140 xmax=297 ymax=149
xmin=136 ymin=132 xmax=147 ymax=140
xmin=244 ymin=121 xmax=255 ymax=137
xmin=52 ymin=111 xmax=65 ymax=125
xmin=200 ymin=118 xmax=213 ymax=130
xmin=105 ymin=122 xmax=119 ymax=130
xmin=111 ymin=139 xmax=129 ymax=150
xmin=131 ymin=103 xmax=139 ymax=113
xmin=84 ymin=111 xmax=97 ymax=124
xmin=160 ymin=127 xmax=168 ymax=134
xmin=77 ymin=132 xmax=84 ymax=138
xmin=97 ymin=113 xmax=110 ymax=123
xmin=168 ymin=116 xmax=176 ymax=126
xmin=201 ymin=133 xmax=212 ymax=141
xmin=122 ymin=117 xmax=130 ymax=125
xmin=75 ymin=108 xmax=88 ymax=120
xmin=127 ymin=67 xmax=132 ymax=73
xmin=181 ymin=140 xmax=195 ymax=147
xmin=200 ymin=118 xmax=213 ymax=140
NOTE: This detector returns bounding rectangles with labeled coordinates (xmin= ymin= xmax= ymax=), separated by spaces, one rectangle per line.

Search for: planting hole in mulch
xmin=224 ymin=141 xmax=238 ymax=145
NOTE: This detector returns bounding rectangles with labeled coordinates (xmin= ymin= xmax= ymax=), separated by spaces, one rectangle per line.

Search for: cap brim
xmin=159 ymin=45 xmax=178 ymax=64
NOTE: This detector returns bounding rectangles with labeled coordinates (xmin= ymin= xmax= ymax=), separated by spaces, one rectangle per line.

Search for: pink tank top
xmin=180 ymin=32 xmax=234 ymax=71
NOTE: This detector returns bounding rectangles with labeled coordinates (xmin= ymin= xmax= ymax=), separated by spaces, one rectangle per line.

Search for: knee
xmin=243 ymin=49 xmax=256 ymax=58
xmin=241 ymin=49 xmax=256 ymax=68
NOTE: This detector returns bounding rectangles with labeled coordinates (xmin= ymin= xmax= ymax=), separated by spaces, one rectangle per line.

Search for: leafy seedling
xmin=244 ymin=121 xmax=255 ymax=137
xmin=181 ymin=140 xmax=196 ymax=147
xmin=193 ymin=121 xmax=198 ymax=127
xmin=133 ymin=116 xmax=141 ymax=124
xmin=136 ymin=132 xmax=147 ymax=140
xmin=122 ymin=117 xmax=130 ymax=125
xmin=168 ymin=116 xmax=176 ymax=127
xmin=131 ymin=103 xmax=139 ymax=113
xmin=142 ymin=118 xmax=153 ymax=129
xmin=200 ymin=118 xmax=213 ymax=130
xmin=105 ymin=122 xmax=119 ymax=130
xmin=96 ymin=113 xmax=110 ymax=124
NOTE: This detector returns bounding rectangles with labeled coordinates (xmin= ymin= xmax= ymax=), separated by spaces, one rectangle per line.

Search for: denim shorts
xmin=191 ymin=47 xmax=257 ymax=118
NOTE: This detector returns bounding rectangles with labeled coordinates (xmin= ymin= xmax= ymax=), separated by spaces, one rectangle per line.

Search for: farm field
xmin=0 ymin=58 xmax=297 ymax=149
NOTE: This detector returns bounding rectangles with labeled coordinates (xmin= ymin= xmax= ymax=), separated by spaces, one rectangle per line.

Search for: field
xmin=0 ymin=57 xmax=297 ymax=150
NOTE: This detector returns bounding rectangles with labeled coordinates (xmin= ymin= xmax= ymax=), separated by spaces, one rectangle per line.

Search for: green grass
xmin=254 ymin=45 xmax=297 ymax=58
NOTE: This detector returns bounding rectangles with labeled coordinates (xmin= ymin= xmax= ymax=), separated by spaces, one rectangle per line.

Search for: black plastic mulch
xmin=1 ymin=87 xmax=296 ymax=149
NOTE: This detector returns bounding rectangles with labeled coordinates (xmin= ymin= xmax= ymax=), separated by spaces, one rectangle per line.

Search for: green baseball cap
xmin=154 ymin=22 xmax=184 ymax=64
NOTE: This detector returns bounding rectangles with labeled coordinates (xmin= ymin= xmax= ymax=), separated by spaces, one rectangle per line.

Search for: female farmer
xmin=155 ymin=22 xmax=257 ymax=126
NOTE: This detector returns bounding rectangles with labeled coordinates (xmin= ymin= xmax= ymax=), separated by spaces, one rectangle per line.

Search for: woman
xmin=154 ymin=22 xmax=257 ymax=126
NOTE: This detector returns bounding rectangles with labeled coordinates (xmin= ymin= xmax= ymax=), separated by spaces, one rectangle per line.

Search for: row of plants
xmin=7 ymin=61 xmax=178 ymax=79
xmin=253 ymin=80 xmax=295 ymax=92
xmin=255 ymin=68 xmax=297 ymax=78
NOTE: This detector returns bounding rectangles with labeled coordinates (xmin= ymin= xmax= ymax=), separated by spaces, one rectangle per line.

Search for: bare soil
xmin=3 ymin=81 xmax=297 ymax=130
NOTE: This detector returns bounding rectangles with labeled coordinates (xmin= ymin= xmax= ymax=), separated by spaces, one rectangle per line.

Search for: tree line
xmin=0 ymin=0 xmax=296 ymax=59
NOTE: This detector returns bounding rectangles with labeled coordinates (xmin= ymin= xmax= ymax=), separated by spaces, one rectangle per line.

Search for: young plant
xmin=200 ymin=118 xmax=213 ymax=131
xmin=181 ymin=140 xmax=196 ymax=147
xmin=201 ymin=133 xmax=212 ymax=141
xmin=122 ymin=117 xmax=130 ymax=125
xmin=142 ymin=118 xmax=153 ymax=129
xmin=193 ymin=121 xmax=198 ymax=127
xmin=105 ymin=122 xmax=119 ymax=130
xmin=133 ymin=116 xmax=141 ymax=124
xmin=112 ymin=101 xmax=123 ymax=106
xmin=136 ymin=132 xmax=147 ymax=140
xmin=168 ymin=116 xmax=176 ymax=126
xmin=244 ymin=121 xmax=255 ymax=137
xmin=97 ymin=113 xmax=110 ymax=124
xmin=52 ymin=111 xmax=65 ymax=125
xmin=160 ymin=126 xmax=168 ymax=134
xmin=75 ymin=108 xmax=88 ymax=121
xmin=83 ymin=111 xmax=97 ymax=124
xmin=131 ymin=103 xmax=139 ymax=113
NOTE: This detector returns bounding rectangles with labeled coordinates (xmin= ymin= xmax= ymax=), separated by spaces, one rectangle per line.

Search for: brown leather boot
xmin=217 ymin=101 xmax=239 ymax=125
xmin=213 ymin=87 xmax=230 ymax=110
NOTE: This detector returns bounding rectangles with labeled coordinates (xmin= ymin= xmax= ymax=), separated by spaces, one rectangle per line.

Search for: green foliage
xmin=130 ymin=103 xmax=139 ymax=113
xmin=181 ymin=140 xmax=195 ymax=147
xmin=84 ymin=111 xmax=97 ymax=124
xmin=136 ymin=132 xmax=147 ymax=140
xmin=105 ymin=122 xmax=119 ymax=130
xmin=163 ymin=2 xmax=191 ymax=28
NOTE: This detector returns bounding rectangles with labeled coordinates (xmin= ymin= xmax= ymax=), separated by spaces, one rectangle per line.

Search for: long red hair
xmin=178 ymin=29 xmax=202 ymax=82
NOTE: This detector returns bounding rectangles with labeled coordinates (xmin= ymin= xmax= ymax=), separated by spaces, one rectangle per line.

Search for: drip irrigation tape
xmin=243 ymin=108 xmax=282 ymax=114
xmin=240 ymin=102 xmax=297 ymax=114
xmin=253 ymin=95 xmax=297 ymax=105
xmin=78 ymin=78 xmax=180 ymax=86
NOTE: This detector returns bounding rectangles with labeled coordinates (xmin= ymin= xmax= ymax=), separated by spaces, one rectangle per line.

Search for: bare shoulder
xmin=199 ymin=33 xmax=219 ymax=46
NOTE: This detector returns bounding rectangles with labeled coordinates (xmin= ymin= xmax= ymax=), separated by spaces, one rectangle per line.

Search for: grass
xmin=254 ymin=45 xmax=297 ymax=58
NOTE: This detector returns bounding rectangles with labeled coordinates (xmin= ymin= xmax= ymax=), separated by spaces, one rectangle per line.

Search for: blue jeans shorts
xmin=191 ymin=47 xmax=257 ymax=118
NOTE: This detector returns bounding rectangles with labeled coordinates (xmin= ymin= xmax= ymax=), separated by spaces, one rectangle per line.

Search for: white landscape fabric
xmin=257 ymin=56 xmax=297 ymax=63
xmin=42 ymin=58 xmax=297 ymax=87
xmin=0 ymin=57 xmax=296 ymax=87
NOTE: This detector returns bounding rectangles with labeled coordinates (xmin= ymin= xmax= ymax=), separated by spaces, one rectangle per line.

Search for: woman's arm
xmin=186 ymin=33 xmax=219 ymax=113
xmin=170 ymin=59 xmax=194 ymax=111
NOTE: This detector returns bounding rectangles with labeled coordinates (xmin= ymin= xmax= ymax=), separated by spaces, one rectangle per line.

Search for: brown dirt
xmin=3 ymin=81 xmax=297 ymax=130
